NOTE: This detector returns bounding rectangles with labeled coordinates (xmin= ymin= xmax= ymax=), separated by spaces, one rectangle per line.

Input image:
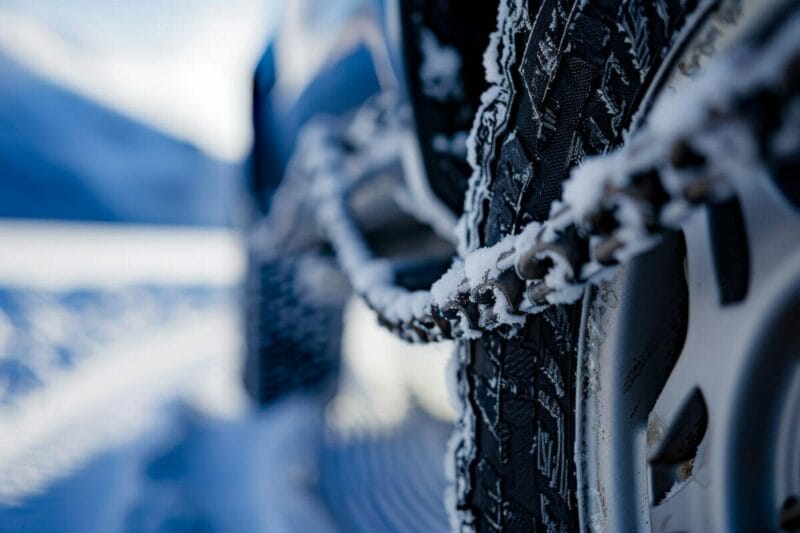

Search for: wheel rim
xmin=575 ymin=1 xmax=800 ymax=530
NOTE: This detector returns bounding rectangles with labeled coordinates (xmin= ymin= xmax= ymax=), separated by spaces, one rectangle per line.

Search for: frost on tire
xmin=452 ymin=0 xmax=707 ymax=530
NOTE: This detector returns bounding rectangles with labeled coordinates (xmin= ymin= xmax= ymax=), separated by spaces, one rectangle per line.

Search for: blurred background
xmin=0 ymin=0 xmax=271 ymax=529
xmin=0 ymin=1 xmax=457 ymax=531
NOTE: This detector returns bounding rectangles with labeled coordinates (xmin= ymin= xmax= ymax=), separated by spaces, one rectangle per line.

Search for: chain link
xmin=270 ymin=24 xmax=800 ymax=344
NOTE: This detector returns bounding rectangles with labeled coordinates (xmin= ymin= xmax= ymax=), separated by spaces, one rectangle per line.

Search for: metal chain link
xmin=274 ymin=24 xmax=800 ymax=344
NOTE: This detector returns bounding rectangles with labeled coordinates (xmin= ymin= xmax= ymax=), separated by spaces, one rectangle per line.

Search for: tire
xmin=243 ymin=252 xmax=350 ymax=405
xmin=450 ymin=1 xmax=711 ymax=530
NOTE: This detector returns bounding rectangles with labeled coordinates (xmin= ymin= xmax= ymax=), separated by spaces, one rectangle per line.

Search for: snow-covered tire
xmin=450 ymin=1 xmax=713 ymax=530
xmin=243 ymin=253 xmax=349 ymax=405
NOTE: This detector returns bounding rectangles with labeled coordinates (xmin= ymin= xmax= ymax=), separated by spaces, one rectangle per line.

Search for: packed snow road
xmin=0 ymin=221 xmax=454 ymax=532
xmin=0 ymin=222 xmax=263 ymax=529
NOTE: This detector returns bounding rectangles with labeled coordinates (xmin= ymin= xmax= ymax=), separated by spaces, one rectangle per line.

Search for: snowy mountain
xmin=0 ymin=52 xmax=238 ymax=226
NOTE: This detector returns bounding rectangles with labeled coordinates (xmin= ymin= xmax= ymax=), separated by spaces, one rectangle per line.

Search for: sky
xmin=0 ymin=0 xmax=280 ymax=162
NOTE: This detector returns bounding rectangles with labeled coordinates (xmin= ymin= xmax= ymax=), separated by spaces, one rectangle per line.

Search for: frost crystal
xmin=419 ymin=28 xmax=463 ymax=102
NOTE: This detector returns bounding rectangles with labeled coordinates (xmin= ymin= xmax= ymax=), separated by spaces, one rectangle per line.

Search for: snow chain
xmin=274 ymin=15 xmax=800 ymax=344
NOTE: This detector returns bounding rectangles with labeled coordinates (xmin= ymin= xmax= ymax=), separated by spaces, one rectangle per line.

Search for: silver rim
xmin=577 ymin=99 xmax=800 ymax=533
xmin=575 ymin=1 xmax=800 ymax=531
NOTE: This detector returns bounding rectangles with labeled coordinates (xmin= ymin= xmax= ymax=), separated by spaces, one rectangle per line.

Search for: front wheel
xmin=448 ymin=0 xmax=798 ymax=530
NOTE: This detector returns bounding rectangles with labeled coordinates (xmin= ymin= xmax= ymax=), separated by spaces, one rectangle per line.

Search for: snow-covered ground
xmin=0 ymin=222 xmax=454 ymax=532
xmin=0 ymin=392 xmax=338 ymax=533
xmin=0 ymin=3 xmax=456 ymax=529
xmin=0 ymin=222 xmax=258 ymax=529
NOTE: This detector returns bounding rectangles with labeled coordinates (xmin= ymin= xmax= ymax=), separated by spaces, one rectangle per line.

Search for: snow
xmin=0 ymin=220 xmax=456 ymax=531
xmin=461 ymin=0 xmax=530 ymax=255
xmin=490 ymin=286 xmax=526 ymax=327
xmin=327 ymin=296 xmax=454 ymax=437
xmin=442 ymin=8 xmax=800 ymax=326
xmin=253 ymin=0 xmax=800 ymax=346
xmin=0 ymin=52 xmax=236 ymax=226
xmin=431 ymin=260 xmax=466 ymax=306
xmin=0 ymin=0 xmax=276 ymax=161
xmin=561 ymin=157 xmax=613 ymax=220
xmin=0 ymin=303 xmax=241 ymax=503
xmin=419 ymin=28 xmax=463 ymax=102
xmin=0 ymin=223 xmax=245 ymax=506
xmin=443 ymin=342 xmax=476 ymax=532
xmin=432 ymin=131 xmax=469 ymax=158
xmin=266 ymin=98 xmax=449 ymax=329
xmin=0 ymin=394 xmax=338 ymax=533
xmin=464 ymin=238 xmax=515 ymax=291
xmin=0 ymin=221 xmax=243 ymax=290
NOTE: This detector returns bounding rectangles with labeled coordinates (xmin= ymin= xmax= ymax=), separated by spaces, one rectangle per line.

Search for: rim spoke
xmin=729 ymin=163 xmax=800 ymax=294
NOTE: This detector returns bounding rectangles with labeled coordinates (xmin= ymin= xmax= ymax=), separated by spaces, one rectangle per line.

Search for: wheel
xmin=242 ymin=251 xmax=349 ymax=405
xmin=576 ymin=2 xmax=800 ymax=530
xmin=445 ymin=0 xmax=786 ymax=530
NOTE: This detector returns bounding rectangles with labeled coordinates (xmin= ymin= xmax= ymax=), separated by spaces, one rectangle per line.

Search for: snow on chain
xmin=262 ymin=12 xmax=800 ymax=344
